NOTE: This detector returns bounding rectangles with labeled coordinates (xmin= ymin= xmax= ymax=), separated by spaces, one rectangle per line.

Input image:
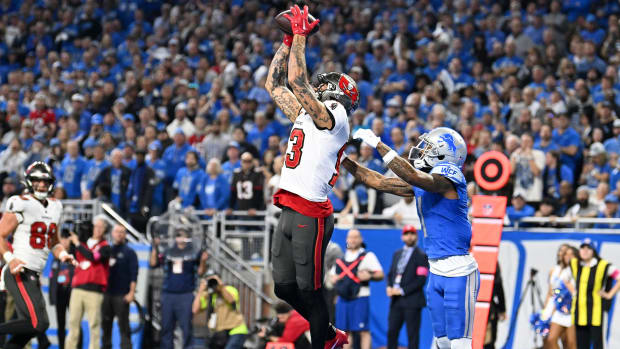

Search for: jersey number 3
xmin=30 ymin=222 xmax=57 ymax=250
xmin=285 ymin=129 xmax=305 ymax=169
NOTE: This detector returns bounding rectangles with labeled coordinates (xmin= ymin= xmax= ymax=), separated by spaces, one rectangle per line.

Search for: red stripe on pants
xmin=314 ymin=218 xmax=325 ymax=290
xmin=15 ymin=273 xmax=38 ymax=329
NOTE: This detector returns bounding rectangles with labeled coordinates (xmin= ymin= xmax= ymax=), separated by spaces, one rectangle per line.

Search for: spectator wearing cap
xmin=70 ymin=93 xmax=92 ymax=134
xmin=56 ymin=140 xmax=88 ymax=199
xmin=506 ymin=192 xmax=536 ymax=226
xmin=510 ymin=133 xmax=546 ymax=204
xmin=571 ymin=238 xmax=620 ymax=349
xmin=166 ymin=102 xmax=196 ymax=137
xmin=121 ymin=113 xmax=136 ymax=132
xmin=82 ymin=142 xmax=110 ymax=200
xmin=593 ymin=194 xmax=620 ymax=228
xmin=197 ymin=158 xmax=229 ymax=217
xmin=552 ymin=113 xmax=583 ymax=173
xmin=221 ymin=142 xmax=241 ymax=184
xmin=93 ymin=149 xmax=131 ymax=216
xmin=103 ymin=112 xmax=123 ymax=140
xmin=386 ymin=225 xmax=428 ymax=349
xmin=173 ymin=151 xmax=205 ymax=208
xmin=146 ymin=141 xmax=167 ymax=215
xmin=580 ymin=14 xmax=606 ymax=47
xmin=127 ymin=147 xmax=155 ymax=232
xmin=581 ymin=142 xmax=611 ymax=189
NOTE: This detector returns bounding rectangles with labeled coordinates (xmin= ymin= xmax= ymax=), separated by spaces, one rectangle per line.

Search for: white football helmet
xmin=408 ymin=127 xmax=467 ymax=172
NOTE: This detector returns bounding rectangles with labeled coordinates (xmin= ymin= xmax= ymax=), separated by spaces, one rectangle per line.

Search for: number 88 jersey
xmin=279 ymin=100 xmax=350 ymax=202
xmin=5 ymin=194 xmax=63 ymax=273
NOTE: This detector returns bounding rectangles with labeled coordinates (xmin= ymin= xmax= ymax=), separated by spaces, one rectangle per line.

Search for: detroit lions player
xmin=341 ymin=127 xmax=479 ymax=349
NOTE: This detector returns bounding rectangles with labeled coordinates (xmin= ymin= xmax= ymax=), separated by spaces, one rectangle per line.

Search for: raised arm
xmin=353 ymin=129 xmax=456 ymax=195
xmin=285 ymin=6 xmax=332 ymax=129
xmin=341 ymin=156 xmax=414 ymax=197
xmin=265 ymin=36 xmax=302 ymax=123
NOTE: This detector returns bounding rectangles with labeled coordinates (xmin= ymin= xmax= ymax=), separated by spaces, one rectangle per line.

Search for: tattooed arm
xmin=265 ymin=43 xmax=302 ymax=123
xmin=341 ymin=157 xmax=414 ymax=197
xmin=374 ymin=142 xmax=456 ymax=196
xmin=288 ymin=35 xmax=334 ymax=130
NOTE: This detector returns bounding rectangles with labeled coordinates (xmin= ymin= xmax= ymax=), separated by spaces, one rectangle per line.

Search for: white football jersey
xmin=279 ymin=100 xmax=350 ymax=202
xmin=5 ymin=194 xmax=63 ymax=273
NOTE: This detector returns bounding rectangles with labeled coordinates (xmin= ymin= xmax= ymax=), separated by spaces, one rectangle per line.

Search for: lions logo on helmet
xmin=408 ymin=127 xmax=467 ymax=172
xmin=24 ymin=161 xmax=55 ymax=200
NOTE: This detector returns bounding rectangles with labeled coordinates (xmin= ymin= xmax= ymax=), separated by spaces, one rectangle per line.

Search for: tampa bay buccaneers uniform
xmin=0 ymin=162 xmax=65 ymax=348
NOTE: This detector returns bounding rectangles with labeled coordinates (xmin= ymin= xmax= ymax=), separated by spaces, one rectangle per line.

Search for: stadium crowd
xmin=0 ymin=0 xmax=619 ymax=227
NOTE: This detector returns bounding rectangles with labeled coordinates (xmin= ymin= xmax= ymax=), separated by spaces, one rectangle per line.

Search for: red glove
xmin=282 ymin=34 xmax=293 ymax=47
xmin=283 ymin=5 xmax=320 ymax=37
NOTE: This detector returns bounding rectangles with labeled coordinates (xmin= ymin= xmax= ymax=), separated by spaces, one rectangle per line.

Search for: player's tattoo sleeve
xmin=341 ymin=157 xmax=414 ymax=197
xmin=288 ymin=35 xmax=333 ymax=129
xmin=376 ymin=142 xmax=455 ymax=194
xmin=266 ymin=43 xmax=301 ymax=123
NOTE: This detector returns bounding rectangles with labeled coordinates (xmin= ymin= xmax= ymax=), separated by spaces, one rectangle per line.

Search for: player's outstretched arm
xmin=353 ymin=129 xmax=455 ymax=194
xmin=289 ymin=35 xmax=333 ymax=129
xmin=265 ymin=38 xmax=302 ymax=123
xmin=341 ymin=156 xmax=414 ymax=197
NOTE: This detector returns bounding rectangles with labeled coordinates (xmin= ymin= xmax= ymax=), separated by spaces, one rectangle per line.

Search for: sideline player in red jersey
xmin=265 ymin=5 xmax=365 ymax=349
xmin=0 ymin=162 xmax=76 ymax=349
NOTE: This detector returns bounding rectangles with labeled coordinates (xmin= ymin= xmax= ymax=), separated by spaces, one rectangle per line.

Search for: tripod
xmin=503 ymin=268 xmax=546 ymax=349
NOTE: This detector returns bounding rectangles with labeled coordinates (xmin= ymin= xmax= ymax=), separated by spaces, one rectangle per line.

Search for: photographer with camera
xmin=192 ymin=272 xmax=248 ymax=349
xmin=65 ymin=216 xmax=112 ymax=349
xmin=150 ymin=228 xmax=209 ymax=349
xmin=258 ymin=302 xmax=311 ymax=349
xmin=102 ymin=225 xmax=138 ymax=349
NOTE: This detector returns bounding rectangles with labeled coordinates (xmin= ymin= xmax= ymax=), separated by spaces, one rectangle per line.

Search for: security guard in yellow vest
xmin=570 ymin=238 xmax=620 ymax=349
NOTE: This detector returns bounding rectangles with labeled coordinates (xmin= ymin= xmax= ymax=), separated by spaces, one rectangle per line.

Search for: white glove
xmin=353 ymin=128 xmax=380 ymax=148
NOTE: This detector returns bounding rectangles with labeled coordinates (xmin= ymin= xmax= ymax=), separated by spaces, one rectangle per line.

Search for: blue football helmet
xmin=408 ymin=127 xmax=467 ymax=172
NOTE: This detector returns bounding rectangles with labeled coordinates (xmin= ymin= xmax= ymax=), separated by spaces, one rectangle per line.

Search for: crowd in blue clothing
xmin=0 ymin=0 xmax=619 ymax=227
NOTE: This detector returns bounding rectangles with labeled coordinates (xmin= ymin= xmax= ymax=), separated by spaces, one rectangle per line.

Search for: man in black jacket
xmin=92 ymin=149 xmax=131 ymax=216
xmin=126 ymin=147 xmax=155 ymax=232
xmin=386 ymin=225 xmax=429 ymax=349
xmin=228 ymin=152 xmax=264 ymax=214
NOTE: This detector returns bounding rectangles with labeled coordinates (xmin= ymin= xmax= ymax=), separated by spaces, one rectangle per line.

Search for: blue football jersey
xmin=413 ymin=162 xmax=471 ymax=259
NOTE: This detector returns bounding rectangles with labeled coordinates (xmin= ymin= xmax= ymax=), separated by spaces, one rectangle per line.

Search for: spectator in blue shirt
xmin=534 ymin=124 xmax=559 ymax=153
xmin=147 ymin=141 xmax=167 ymax=215
xmin=348 ymin=66 xmax=373 ymax=111
xmin=506 ymin=192 xmax=536 ymax=225
xmin=92 ymin=149 xmax=131 ymax=216
xmin=103 ymin=225 xmax=139 ymax=349
xmin=173 ymin=151 xmax=205 ymax=208
xmin=70 ymin=93 xmax=92 ymax=134
xmin=57 ymin=140 xmax=88 ymax=199
xmin=552 ymin=113 xmax=582 ymax=172
xmin=222 ymin=142 xmax=242 ymax=184
xmin=246 ymin=111 xmax=275 ymax=156
xmin=580 ymin=14 xmax=606 ymax=46
xmin=603 ymin=119 xmax=620 ymax=154
xmin=594 ymin=194 xmax=620 ymax=228
xmin=365 ymin=40 xmax=395 ymax=82
xmin=575 ymin=41 xmax=607 ymax=75
xmin=382 ymin=59 xmax=415 ymax=102
xmin=492 ymin=40 xmax=524 ymax=79
xmin=543 ymin=151 xmax=574 ymax=199
xmin=198 ymin=158 xmax=230 ymax=217
xmin=162 ymin=129 xmax=194 ymax=185
xmin=83 ymin=143 xmax=110 ymax=199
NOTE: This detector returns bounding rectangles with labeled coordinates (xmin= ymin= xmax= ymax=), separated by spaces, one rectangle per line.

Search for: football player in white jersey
xmin=265 ymin=5 xmax=361 ymax=349
xmin=0 ymin=162 xmax=76 ymax=348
